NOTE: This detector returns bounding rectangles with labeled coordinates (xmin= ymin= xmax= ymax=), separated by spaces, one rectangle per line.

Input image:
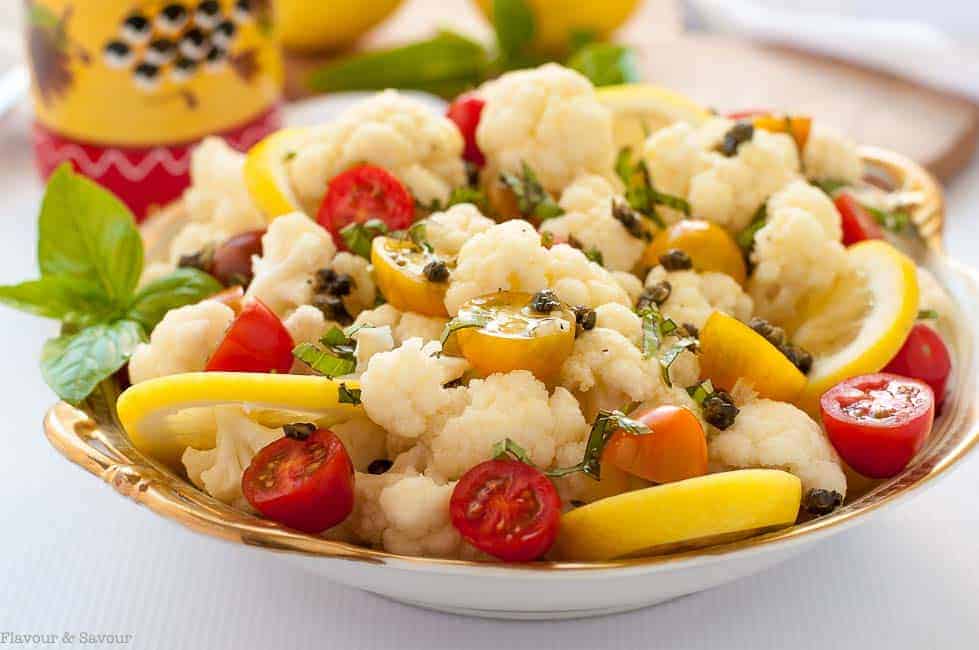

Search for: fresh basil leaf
xmin=338 ymin=383 xmax=362 ymax=405
xmin=566 ymin=43 xmax=640 ymax=87
xmin=41 ymin=320 xmax=144 ymax=404
xmin=499 ymin=161 xmax=564 ymax=222
xmin=492 ymin=0 xmax=536 ymax=65
xmin=125 ymin=268 xmax=222 ymax=332
xmin=308 ymin=31 xmax=488 ymax=98
xmin=292 ymin=343 xmax=357 ymax=378
xmin=0 ymin=276 xmax=116 ymax=326
xmin=37 ymin=165 xmax=143 ymax=304
xmin=341 ymin=219 xmax=389 ymax=259
xmin=549 ymin=409 xmax=652 ymax=480
xmin=737 ymin=204 xmax=768 ymax=253
xmin=321 ymin=325 xmax=352 ymax=348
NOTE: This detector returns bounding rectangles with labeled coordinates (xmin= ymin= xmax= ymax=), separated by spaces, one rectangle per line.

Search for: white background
xmin=1 ymin=2 xmax=978 ymax=648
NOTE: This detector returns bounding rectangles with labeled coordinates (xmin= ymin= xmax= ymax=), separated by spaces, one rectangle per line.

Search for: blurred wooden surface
xmin=284 ymin=0 xmax=978 ymax=181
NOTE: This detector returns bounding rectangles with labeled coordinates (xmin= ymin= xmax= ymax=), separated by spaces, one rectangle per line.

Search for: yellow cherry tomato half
xmin=699 ymin=311 xmax=807 ymax=402
xmin=643 ymin=220 xmax=747 ymax=283
xmin=753 ymin=114 xmax=812 ymax=152
xmin=371 ymin=236 xmax=450 ymax=317
xmin=453 ymin=291 xmax=576 ymax=381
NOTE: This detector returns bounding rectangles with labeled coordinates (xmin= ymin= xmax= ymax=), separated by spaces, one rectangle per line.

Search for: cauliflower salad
xmin=4 ymin=64 xmax=953 ymax=564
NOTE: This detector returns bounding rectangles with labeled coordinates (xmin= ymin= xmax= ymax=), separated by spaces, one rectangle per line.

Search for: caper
xmin=748 ymin=317 xmax=786 ymax=348
xmin=367 ymin=459 xmax=394 ymax=475
xmin=611 ymin=199 xmax=651 ymax=241
xmin=531 ymin=289 xmax=561 ymax=314
xmin=702 ymin=390 xmax=739 ymax=430
xmin=782 ymin=343 xmax=814 ymax=374
xmin=659 ymin=248 xmax=693 ymax=271
xmin=312 ymin=294 xmax=352 ymax=325
xmin=423 ymin=260 xmax=450 ymax=283
xmin=315 ymin=268 xmax=353 ymax=296
xmin=283 ymin=422 xmax=316 ymax=441
xmin=573 ymin=305 xmax=597 ymax=331
xmin=804 ymin=488 xmax=843 ymax=516
xmin=718 ymin=122 xmax=755 ymax=157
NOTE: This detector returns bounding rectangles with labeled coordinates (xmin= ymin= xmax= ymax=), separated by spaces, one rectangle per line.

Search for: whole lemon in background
xmin=474 ymin=0 xmax=640 ymax=55
xmin=276 ymin=0 xmax=404 ymax=53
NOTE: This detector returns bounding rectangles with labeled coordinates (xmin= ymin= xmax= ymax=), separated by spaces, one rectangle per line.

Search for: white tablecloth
xmin=0 ymin=96 xmax=977 ymax=649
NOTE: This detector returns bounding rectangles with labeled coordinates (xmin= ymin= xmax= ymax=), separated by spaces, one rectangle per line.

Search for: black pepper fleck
xmin=659 ymin=248 xmax=693 ymax=271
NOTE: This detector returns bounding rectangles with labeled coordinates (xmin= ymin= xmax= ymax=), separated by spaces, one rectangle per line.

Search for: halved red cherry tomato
xmin=211 ymin=229 xmax=265 ymax=287
xmin=316 ymin=164 xmax=414 ymax=248
xmin=601 ymin=405 xmax=708 ymax=484
xmin=450 ymin=459 xmax=561 ymax=561
xmin=835 ymin=193 xmax=883 ymax=246
xmin=242 ymin=428 xmax=355 ymax=533
xmin=726 ymin=109 xmax=770 ymax=120
xmin=820 ymin=373 xmax=935 ymax=479
xmin=205 ymin=298 xmax=294 ymax=374
xmin=446 ymin=92 xmax=486 ymax=167
xmin=883 ymin=323 xmax=952 ymax=409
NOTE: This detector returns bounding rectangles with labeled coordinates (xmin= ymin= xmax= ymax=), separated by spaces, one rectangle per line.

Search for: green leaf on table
xmin=125 ymin=268 xmax=223 ymax=332
xmin=0 ymin=276 xmax=116 ymax=327
xmin=37 ymin=164 xmax=143 ymax=304
xmin=492 ymin=0 xmax=536 ymax=66
xmin=566 ymin=43 xmax=640 ymax=87
xmin=308 ymin=31 xmax=489 ymax=98
xmin=41 ymin=320 xmax=144 ymax=404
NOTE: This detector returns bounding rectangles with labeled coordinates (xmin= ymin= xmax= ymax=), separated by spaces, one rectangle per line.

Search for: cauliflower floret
xmin=749 ymin=181 xmax=848 ymax=324
xmin=643 ymin=118 xmax=800 ymax=233
xmin=283 ymin=304 xmax=331 ymax=345
xmin=710 ymin=399 xmax=847 ymax=497
xmin=331 ymin=417 xmax=388 ymax=472
xmin=328 ymin=252 xmax=376 ymax=317
xmin=595 ymin=302 xmax=641 ymax=343
xmin=183 ymin=137 xmax=266 ymax=233
xmin=288 ymin=90 xmax=466 ymax=210
xmin=128 ymin=300 xmax=235 ymax=383
xmin=546 ymin=244 xmax=631 ymax=309
xmin=352 ymin=325 xmax=396 ymax=372
xmin=425 ymin=203 xmax=495 ymax=257
xmin=429 ymin=372 xmax=588 ymax=481
xmin=803 ymin=124 xmax=863 ymax=184
xmin=612 ymin=270 xmax=643 ymax=305
xmin=476 ymin=64 xmax=615 ymax=195
xmin=645 ymin=267 xmax=753 ymax=330
xmin=360 ymin=338 xmax=469 ymax=439
xmin=352 ymin=304 xmax=446 ymax=344
xmin=182 ymin=406 xmax=282 ymax=508
xmin=445 ymin=220 xmax=550 ymax=315
xmin=246 ymin=213 xmax=337 ymax=317
xmin=542 ymin=175 xmax=646 ymax=272
xmin=559 ymin=327 xmax=666 ymax=414
xmin=378 ymin=475 xmax=462 ymax=557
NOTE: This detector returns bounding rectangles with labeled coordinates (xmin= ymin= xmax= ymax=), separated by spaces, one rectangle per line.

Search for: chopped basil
xmin=686 ymin=380 xmax=715 ymax=406
xmin=863 ymin=203 xmax=911 ymax=233
xmin=584 ymin=246 xmax=605 ymax=267
xmin=813 ymin=178 xmax=848 ymax=197
xmin=736 ymin=203 xmax=768 ymax=253
xmin=407 ymin=220 xmax=433 ymax=252
xmin=338 ymin=382 xmax=362 ymax=405
xmin=540 ymin=230 xmax=555 ymax=248
xmin=614 ymin=148 xmax=690 ymax=228
xmin=500 ymin=161 xmax=565 ymax=222
xmin=549 ymin=409 xmax=652 ymax=480
xmin=292 ymin=342 xmax=356 ymax=378
xmin=341 ymin=218 xmax=390 ymax=259
xmin=918 ymin=309 xmax=939 ymax=321
xmin=440 ymin=312 xmax=492 ymax=355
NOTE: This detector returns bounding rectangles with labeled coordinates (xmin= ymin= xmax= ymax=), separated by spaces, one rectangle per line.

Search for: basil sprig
xmin=308 ymin=0 xmax=639 ymax=97
xmin=0 ymin=166 xmax=222 ymax=403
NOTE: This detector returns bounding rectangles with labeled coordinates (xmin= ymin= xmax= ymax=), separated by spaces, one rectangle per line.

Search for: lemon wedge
xmin=116 ymin=372 xmax=363 ymax=468
xmin=596 ymin=84 xmax=712 ymax=151
xmin=243 ymin=128 xmax=309 ymax=220
xmin=794 ymin=240 xmax=919 ymax=414
xmin=555 ymin=469 xmax=802 ymax=561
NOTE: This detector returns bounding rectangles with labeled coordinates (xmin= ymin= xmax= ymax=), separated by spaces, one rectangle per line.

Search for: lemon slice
xmin=116 ymin=372 xmax=363 ymax=468
xmin=794 ymin=240 xmax=919 ymax=414
xmin=596 ymin=84 xmax=711 ymax=151
xmin=555 ymin=469 xmax=802 ymax=561
xmin=243 ymin=128 xmax=309 ymax=220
